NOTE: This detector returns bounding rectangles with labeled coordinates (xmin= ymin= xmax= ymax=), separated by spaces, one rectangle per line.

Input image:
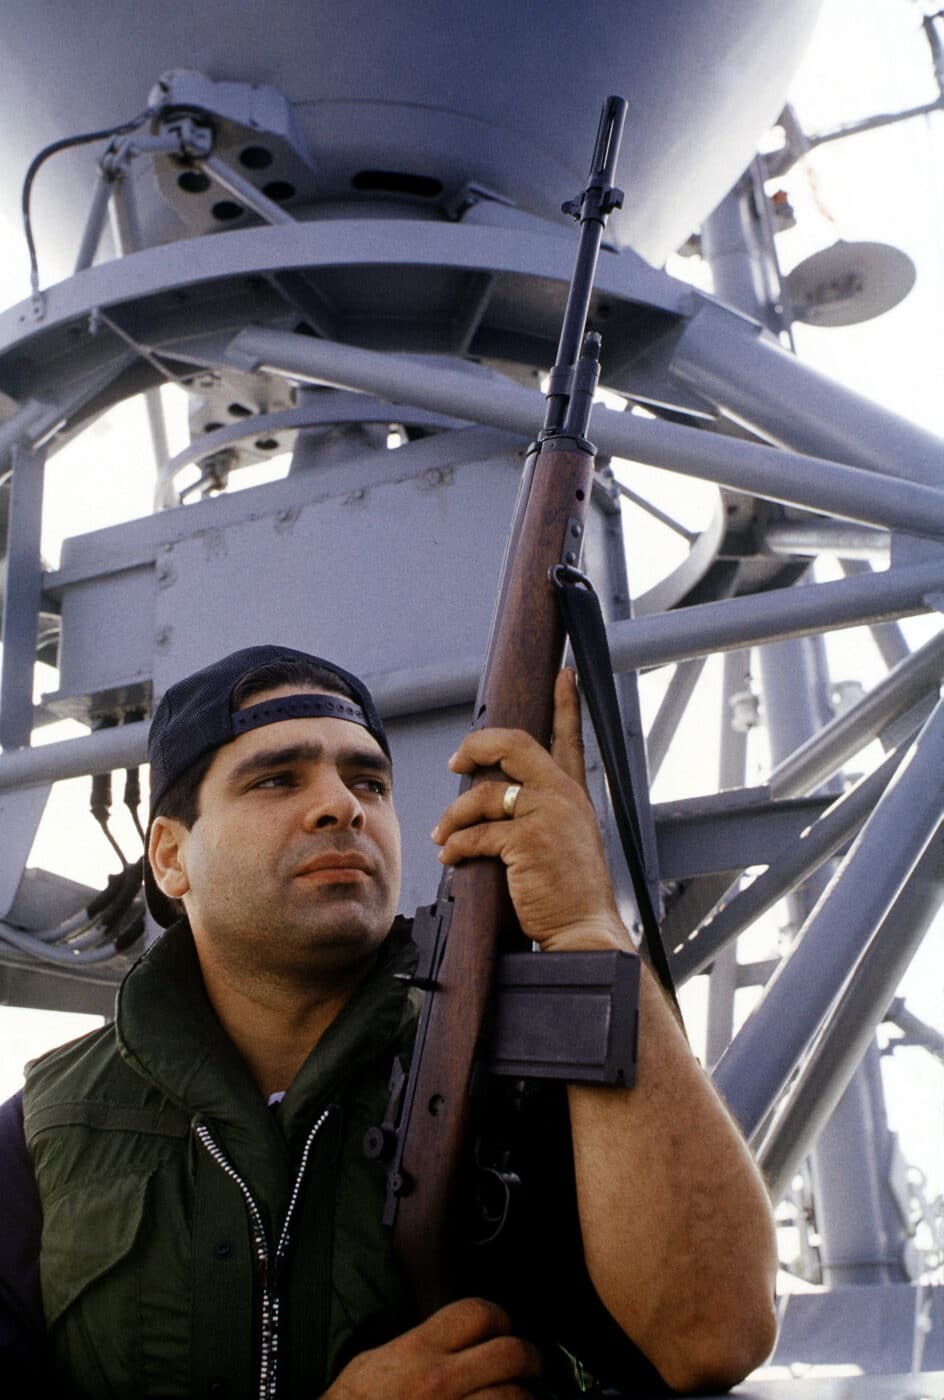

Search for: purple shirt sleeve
xmin=0 ymin=1089 xmax=44 ymax=1364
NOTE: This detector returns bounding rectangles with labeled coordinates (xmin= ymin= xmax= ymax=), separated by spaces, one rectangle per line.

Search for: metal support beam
xmin=0 ymin=444 xmax=47 ymax=749
xmin=763 ymin=521 xmax=890 ymax=560
xmin=74 ymin=170 xmax=115 ymax=274
xmin=758 ymin=839 xmax=944 ymax=1202
xmin=671 ymin=298 xmax=944 ymax=488
xmin=674 ymin=744 xmax=909 ymax=981
xmin=3 ymin=597 xmax=942 ymax=797
xmin=606 ymin=563 xmax=944 ymax=672
xmin=646 ymin=656 xmax=709 ymax=781
xmin=841 ymin=561 xmax=912 ymax=670
xmin=769 ymin=627 xmax=944 ymax=798
xmin=713 ymin=691 xmax=944 ymax=1139
xmin=704 ymin=649 xmax=751 ymax=1067
xmin=0 ymin=401 xmax=53 ymax=470
xmin=109 ymin=178 xmax=172 ymax=486
xmin=226 ymin=326 xmax=944 ymax=540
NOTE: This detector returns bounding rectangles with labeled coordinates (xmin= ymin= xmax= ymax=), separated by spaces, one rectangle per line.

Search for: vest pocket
xmin=41 ymin=1170 xmax=153 ymax=1391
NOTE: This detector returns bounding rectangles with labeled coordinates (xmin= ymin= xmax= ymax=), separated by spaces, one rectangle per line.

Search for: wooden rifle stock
xmin=383 ymin=95 xmax=629 ymax=1317
xmin=393 ymin=439 xmax=595 ymax=1312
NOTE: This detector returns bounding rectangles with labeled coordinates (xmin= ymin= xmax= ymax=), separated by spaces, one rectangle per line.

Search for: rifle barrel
xmin=543 ymin=95 xmax=627 ymax=438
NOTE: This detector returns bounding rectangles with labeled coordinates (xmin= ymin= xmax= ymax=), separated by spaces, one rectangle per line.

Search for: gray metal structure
xmin=0 ymin=3 xmax=941 ymax=1393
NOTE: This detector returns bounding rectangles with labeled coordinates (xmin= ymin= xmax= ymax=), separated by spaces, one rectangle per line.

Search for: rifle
xmin=369 ymin=96 xmax=641 ymax=1317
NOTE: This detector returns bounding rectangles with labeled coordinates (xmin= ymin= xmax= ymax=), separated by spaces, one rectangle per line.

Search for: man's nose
xmin=301 ymin=774 xmax=365 ymax=831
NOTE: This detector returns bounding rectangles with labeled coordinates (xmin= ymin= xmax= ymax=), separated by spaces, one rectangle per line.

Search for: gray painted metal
xmin=227 ymin=324 xmax=944 ymax=538
xmin=4 ymin=561 xmax=938 ymax=797
xmin=655 ymin=790 xmax=832 ymax=883
xmin=758 ymin=625 xmax=908 ymax=1292
xmin=645 ymin=656 xmax=709 ymax=781
xmin=769 ymin=628 xmax=944 ymax=798
xmin=672 ymin=297 xmax=944 ymax=488
xmin=0 ymin=721 xmax=150 ymax=793
xmin=809 ymin=1041 xmax=909 ymax=1286
xmin=0 ymin=445 xmax=46 ymax=749
xmin=770 ymin=1286 xmax=944 ymax=1376
xmin=758 ymin=838 xmax=944 ymax=1203
xmin=841 ymin=561 xmax=913 ymax=671
xmin=703 ymin=649 xmax=751 ymax=1068
xmin=674 ymin=745 xmax=910 ymax=981
xmin=0 ymin=786 xmax=51 ymax=920
xmin=714 ymin=693 xmax=944 ymax=1139
xmin=763 ymin=520 xmax=890 ymax=559
xmin=607 ymin=562 xmax=944 ymax=668
xmin=0 ymin=1 xmax=822 ymax=274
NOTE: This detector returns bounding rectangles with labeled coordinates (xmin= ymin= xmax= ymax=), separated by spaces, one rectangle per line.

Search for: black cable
xmin=90 ymin=718 xmax=129 ymax=869
xmin=0 ymin=855 xmax=146 ymax=966
xmin=22 ymin=107 xmax=156 ymax=294
xmin=97 ymin=856 xmax=145 ymax=937
xmin=124 ymin=766 xmax=147 ymax=845
xmin=91 ymin=770 xmax=130 ymax=868
xmin=75 ymin=852 xmax=141 ymax=927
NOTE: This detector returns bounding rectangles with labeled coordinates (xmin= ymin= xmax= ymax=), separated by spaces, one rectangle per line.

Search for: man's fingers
xmin=326 ymin=1298 xmax=540 ymax=1399
xmin=431 ymin=780 xmax=529 ymax=845
xmin=449 ymin=1333 xmax=543 ymax=1393
xmin=550 ymin=668 xmax=588 ymax=789
xmin=448 ymin=727 xmax=553 ymax=785
xmin=447 ymin=671 xmax=587 ymax=793
xmin=436 ymin=820 xmax=511 ymax=867
xmin=418 ymin=1297 xmax=513 ymax=1353
xmin=413 ymin=1300 xmax=541 ymax=1396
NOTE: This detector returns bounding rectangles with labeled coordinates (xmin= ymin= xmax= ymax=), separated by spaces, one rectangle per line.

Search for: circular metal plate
xmin=786 ymin=240 xmax=916 ymax=327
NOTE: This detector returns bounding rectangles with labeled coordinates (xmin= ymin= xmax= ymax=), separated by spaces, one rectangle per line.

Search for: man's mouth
xmin=294 ymin=853 xmax=372 ymax=882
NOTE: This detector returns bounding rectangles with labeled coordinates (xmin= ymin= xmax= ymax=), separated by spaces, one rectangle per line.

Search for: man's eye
xmin=355 ymin=777 xmax=389 ymax=797
xmin=252 ymin=772 xmax=294 ymax=790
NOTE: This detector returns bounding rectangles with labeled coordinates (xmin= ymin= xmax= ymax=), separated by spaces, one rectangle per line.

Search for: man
xmin=1 ymin=644 xmax=778 ymax=1397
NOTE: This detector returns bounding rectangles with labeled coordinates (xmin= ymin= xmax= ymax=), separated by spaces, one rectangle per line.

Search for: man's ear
xmin=148 ymin=816 xmax=191 ymax=901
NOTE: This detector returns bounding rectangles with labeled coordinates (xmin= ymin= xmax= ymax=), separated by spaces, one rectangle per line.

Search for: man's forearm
xmin=567 ymin=962 xmax=779 ymax=1394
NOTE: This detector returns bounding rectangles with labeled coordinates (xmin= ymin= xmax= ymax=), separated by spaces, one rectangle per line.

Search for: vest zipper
xmin=195 ymin=1106 xmax=332 ymax=1399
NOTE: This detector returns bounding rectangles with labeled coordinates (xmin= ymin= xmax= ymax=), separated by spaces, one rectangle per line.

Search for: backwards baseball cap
xmin=145 ymin=644 xmax=389 ymax=926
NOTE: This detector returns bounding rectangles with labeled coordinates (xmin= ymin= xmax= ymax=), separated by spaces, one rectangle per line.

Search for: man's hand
xmin=323 ymin=1298 xmax=542 ymax=1399
xmin=431 ymin=669 xmax=630 ymax=953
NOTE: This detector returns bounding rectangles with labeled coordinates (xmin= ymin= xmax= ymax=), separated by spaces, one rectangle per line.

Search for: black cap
xmin=145 ymin=645 xmax=389 ymax=926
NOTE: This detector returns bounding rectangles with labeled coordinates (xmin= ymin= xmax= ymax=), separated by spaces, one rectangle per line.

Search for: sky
xmin=0 ymin=0 xmax=941 ymax=1280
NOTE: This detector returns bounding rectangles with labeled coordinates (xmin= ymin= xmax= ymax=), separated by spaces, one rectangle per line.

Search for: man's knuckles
xmin=420 ymin=1296 xmax=512 ymax=1349
xmin=415 ymin=1339 xmax=539 ymax=1398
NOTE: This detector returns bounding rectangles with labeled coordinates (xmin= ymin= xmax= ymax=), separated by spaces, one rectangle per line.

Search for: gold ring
xmin=502 ymin=783 xmax=522 ymax=818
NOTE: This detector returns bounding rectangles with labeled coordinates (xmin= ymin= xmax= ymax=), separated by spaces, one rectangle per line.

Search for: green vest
xmin=23 ymin=917 xmax=420 ymax=1399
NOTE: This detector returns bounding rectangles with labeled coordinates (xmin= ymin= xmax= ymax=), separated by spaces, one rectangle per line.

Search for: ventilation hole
xmin=239 ymin=145 xmax=274 ymax=170
xmin=255 ymin=437 xmax=279 ymax=451
xmin=211 ymin=200 xmax=244 ymax=222
xmin=262 ymin=180 xmax=296 ymax=203
xmin=177 ymin=170 xmax=211 ymax=194
xmin=351 ymin=170 xmax=443 ymax=198
xmin=203 ymin=421 xmax=223 ymax=434
xmin=228 ymin=402 xmax=253 ymax=418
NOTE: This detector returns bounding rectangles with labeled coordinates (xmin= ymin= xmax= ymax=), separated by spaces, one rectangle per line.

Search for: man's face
xmin=156 ymin=686 xmax=401 ymax=983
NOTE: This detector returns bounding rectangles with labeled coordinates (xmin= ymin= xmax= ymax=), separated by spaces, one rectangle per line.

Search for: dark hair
xmin=152 ymin=658 xmax=357 ymax=831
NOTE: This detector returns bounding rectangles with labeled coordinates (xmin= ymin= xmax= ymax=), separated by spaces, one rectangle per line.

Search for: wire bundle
xmin=0 ymin=753 xmax=148 ymax=967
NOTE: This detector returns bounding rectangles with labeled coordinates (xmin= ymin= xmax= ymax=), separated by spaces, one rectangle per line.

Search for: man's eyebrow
xmin=227 ymin=741 xmax=392 ymax=786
